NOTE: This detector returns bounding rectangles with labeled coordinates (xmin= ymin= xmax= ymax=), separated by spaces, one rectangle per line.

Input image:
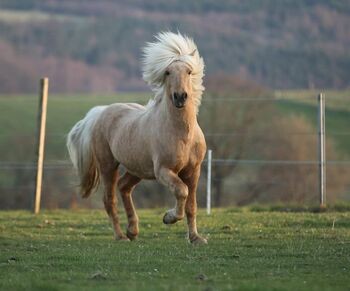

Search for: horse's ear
xmin=189 ymin=49 xmax=197 ymax=56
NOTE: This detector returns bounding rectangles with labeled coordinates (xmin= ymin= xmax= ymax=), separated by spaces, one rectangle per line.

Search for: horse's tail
xmin=67 ymin=106 xmax=107 ymax=198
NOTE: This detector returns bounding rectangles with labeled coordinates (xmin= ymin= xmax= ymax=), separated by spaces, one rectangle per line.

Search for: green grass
xmin=1 ymin=209 xmax=350 ymax=290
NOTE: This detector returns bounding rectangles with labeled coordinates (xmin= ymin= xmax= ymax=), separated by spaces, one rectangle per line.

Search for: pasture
xmin=1 ymin=208 xmax=349 ymax=290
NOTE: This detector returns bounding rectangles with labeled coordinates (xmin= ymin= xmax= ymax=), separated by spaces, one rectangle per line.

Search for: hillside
xmin=0 ymin=1 xmax=350 ymax=92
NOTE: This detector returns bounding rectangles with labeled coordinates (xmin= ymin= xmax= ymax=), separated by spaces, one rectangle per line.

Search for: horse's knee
xmin=176 ymin=184 xmax=188 ymax=200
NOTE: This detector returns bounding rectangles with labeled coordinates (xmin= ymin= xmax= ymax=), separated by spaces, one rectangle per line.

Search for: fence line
xmin=2 ymin=130 xmax=350 ymax=138
xmin=1 ymin=92 xmax=349 ymax=210
xmin=204 ymin=159 xmax=350 ymax=166
xmin=202 ymin=96 xmax=350 ymax=101
xmin=204 ymin=132 xmax=350 ymax=137
xmin=1 ymin=158 xmax=350 ymax=171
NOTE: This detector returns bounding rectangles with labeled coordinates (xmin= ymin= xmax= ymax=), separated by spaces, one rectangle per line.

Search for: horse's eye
xmin=188 ymin=70 xmax=192 ymax=75
xmin=165 ymin=70 xmax=170 ymax=76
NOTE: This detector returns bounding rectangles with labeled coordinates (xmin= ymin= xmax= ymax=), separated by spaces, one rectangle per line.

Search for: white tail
xmin=67 ymin=106 xmax=106 ymax=197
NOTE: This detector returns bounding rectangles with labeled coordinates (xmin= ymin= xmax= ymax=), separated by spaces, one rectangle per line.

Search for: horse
xmin=67 ymin=32 xmax=207 ymax=244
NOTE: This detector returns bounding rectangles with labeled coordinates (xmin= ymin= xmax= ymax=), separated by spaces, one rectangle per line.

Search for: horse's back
xmin=108 ymin=102 xmax=146 ymax=114
xmin=101 ymin=103 xmax=146 ymax=125
xmin=121 ymin=103 xmax=146 ymax=111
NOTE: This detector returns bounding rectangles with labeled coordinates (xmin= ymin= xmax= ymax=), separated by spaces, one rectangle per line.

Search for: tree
xmin=199 ymin=74 xmax=274 ymax=206
xmin=236 ymin=115 xmax=349 ymax=205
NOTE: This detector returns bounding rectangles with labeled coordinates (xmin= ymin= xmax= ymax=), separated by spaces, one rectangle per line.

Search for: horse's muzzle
xmin=173 ymin=92 xmax=187 ymax=108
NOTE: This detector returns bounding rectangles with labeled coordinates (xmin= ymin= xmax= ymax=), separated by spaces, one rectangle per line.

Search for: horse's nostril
xmin=173 ymin=92 xmax=187 ymax=101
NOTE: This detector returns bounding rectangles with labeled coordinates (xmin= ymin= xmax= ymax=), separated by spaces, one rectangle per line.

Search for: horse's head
xmin=142 ymin=32 xmax=204 ymax=113
xmin=164 ymin=60 xmax=193 ymax=109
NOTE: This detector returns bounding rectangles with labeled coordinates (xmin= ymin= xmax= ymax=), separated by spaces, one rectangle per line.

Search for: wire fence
xmin=0 ymin=159 xmax=350 ymax=172
xmin=0 ymin=93 xmax=349 ymax=209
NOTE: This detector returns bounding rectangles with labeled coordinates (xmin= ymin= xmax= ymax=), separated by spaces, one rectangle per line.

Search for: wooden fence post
xmin=33 ymin=78 xmax=49 ymax=214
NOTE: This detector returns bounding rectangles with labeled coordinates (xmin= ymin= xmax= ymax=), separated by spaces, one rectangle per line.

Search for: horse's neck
xmin=159 ymin=95 xmax=197 ymax=138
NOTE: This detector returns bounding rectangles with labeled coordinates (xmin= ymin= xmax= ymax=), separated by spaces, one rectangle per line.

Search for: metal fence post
xmin=206 ymin=149 xmax=212 ymax=215
xmin=33 ymin=78 xmax=49 ymax=214
xmin=318 ymin=93 xmax=326 ymax=208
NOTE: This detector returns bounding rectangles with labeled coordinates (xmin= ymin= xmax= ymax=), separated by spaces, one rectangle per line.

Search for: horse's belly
xmin=116 ymin=147 xmax=155 ymax=179
xmin=126 ymin=167 xmax=155 ymax=180
xmin=122 ymin=160 xmax=155 ymax=179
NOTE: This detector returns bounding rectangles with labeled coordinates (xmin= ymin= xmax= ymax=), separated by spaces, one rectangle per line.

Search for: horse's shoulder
xmin=193 ymin=124 xmax=206 ymax=147
xmin=190 ymin=126 xmax=206 ymax=163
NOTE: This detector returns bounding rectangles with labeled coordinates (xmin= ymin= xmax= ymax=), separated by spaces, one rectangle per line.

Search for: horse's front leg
xmin=156 ymin=167 xmax=188 ymax=224
xmin=181 ymin=166 xmax=207 ymax=244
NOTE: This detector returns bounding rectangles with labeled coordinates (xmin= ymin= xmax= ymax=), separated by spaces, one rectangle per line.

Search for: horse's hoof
xmin=190 ymin=236 xmax=208 ymax=245
xmin=162 ymin=210 xmax=181 ymax=224
xmin=115 ymin=235 xmax=130 ymax=242
xmin=126 ymin=230 xmax=138 ymax=241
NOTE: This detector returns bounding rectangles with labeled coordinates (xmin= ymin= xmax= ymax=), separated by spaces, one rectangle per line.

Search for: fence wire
xmin=0 ymin=93 xmax=349 ymax=209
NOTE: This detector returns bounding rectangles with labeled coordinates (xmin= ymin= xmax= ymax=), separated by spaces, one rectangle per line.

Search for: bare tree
xmin=199 ymin=74 xmax=274 ymax=206
xmin=237 ymin=115 xmax=349 ymax=205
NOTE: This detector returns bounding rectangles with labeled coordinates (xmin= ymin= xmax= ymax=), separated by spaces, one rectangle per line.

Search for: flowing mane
xmin=142 ymin=32 xmax=205 ymax=112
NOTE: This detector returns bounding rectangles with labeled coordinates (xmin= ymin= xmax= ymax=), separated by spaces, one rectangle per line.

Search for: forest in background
xmin=0 ymin=0 xmax=349 ymax=93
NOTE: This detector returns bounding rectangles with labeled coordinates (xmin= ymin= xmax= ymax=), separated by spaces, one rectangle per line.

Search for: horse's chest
xmin=162 ymin=140 xmax=192 ymax=172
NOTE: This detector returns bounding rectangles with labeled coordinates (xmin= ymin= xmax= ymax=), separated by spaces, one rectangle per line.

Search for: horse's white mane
xmin=142 ymin=32 xmax=205 ymax=112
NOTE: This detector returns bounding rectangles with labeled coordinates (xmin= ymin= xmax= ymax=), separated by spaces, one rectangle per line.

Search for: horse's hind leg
xmin=117 ymin=172 xmax=141 ymax=240
xmin=102 ymin=166 xmax=129 ymax=241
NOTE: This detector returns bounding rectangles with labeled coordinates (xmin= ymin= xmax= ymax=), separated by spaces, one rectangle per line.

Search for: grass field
xmin=1 ymin=208 xmax=349 ymax=290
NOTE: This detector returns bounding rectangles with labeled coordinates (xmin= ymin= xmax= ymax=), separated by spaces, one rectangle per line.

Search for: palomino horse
xmin=67 ymin=32 xmax=207 ymax=244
